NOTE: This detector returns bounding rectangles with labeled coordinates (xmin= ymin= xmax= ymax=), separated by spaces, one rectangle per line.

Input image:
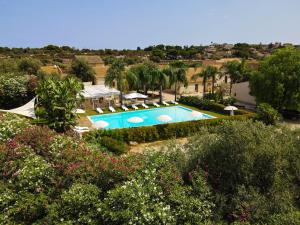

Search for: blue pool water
xmin=88 ymin=106 xmax=215 ymax=129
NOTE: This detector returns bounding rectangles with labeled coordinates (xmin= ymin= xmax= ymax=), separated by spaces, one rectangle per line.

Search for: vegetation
xmin=223 ymin=60 xmax=249 ymax=94
xmin=70 ymin=58 xmax=96 ymax=82
xmin=256 ymin=103 xmax=281 ymax=125
xmin=250 ymin=47 xmax=300 ymax=112
xmin=164 ymin=61 xmax=188 ymax=101
xmin=17 ymin=57 xmax=42 ymax=75
xmin=105 ymin=59 xmax=127 ymax=105
xmin=0 ymin=114 xmax=299 ymax=224
xmin=35 ymin=76 xmax=83 ymax=132
xmin=0 ymin=72 xmax=37 ymax=109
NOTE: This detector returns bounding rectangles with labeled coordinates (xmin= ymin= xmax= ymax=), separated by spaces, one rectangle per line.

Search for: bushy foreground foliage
xmin=0 ymin=114 xmax=299 ymax=224
xmin=256 ymin=103 xmax=281 ymax=125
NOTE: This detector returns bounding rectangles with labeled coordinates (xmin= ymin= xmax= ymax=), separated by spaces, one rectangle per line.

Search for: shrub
xmin=0 ymin=113 xmax=30 ymax=143
xmin=18 ymin=57 xmax=42 ymax=75
xmin=100 ymin=136 xmax=129 ymax=155
xmin=256 ymin=103 xmax=281 ymax=125
xmin=0 ymin=73 xmax=29 ymax=109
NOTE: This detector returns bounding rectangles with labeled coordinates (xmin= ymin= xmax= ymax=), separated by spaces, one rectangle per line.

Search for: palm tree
xmin=153 ymin=68 xmax=168 ymax=104
xmin=166 ymin=61 xmax=188 ymax=101
xmin=193 ymin=66 xmax=218 ymax=95
xmin=105 ymin=59 xmax=127 ymax=105
xmin=222 ymin=60 xmax=247 ymax=95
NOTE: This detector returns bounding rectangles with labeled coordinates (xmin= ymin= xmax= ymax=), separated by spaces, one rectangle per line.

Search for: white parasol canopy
xmin=224 ymin=106 xmax=238 ymax=111
xmin=190 ymin=111 xmax=203 ymax=117
xmin=127 ymin=116 xmax=144 ymax=123
xmin=92 ymin=120 xmax=109 ymax=129
xmin=224 ymin=106 xmax=238 ymax=116
xmin=124 ymin=92 xmax=148 ymax=99
xmin=157 ymin=115 xmax=173 ymax=122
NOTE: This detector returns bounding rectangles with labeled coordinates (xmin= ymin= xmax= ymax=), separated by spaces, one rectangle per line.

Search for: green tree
xmin=18 ymin=57 xmax=42 ymax=75
xmin=250 ymin=47 xmax=300 ymax=111
xmin=70 ymin=58 xmax=96 ymax=82
xmin=192 ymin=66 xmax=218 ymax=95
xmin=256 ymin=103 xmax=281 ymax=125
xmin=35 ymin=76 xmax=83 ymax=132
xmin=165 ymin=61 xmax=188 ymax=101
xmin=105 ymin=59 xmax=127 ymax=105
xmin=223 ymin=60 xmax=248 ymax=94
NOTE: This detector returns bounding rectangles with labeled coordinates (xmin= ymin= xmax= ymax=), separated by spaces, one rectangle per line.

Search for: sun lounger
xmin=170 ymin=100 xmax=179 ymax=105
xmin=122 ymin=105 xmax=129 ymax=111
xmin=74 ymin=126 xmax=90 ymax=137
xmin=96 ymin=107 xmax=103 ymax=114
xmin=109 ymin=106 xmax=116 ymax=112
xmin=162 ymin=101 xmax=169 ymax=106
xmin=142 ymin=103 xmax=149 ymax=109
xmin=74 ymin=126 xmax=89 ymax=131
xmin=153 ymin=102 xmax=160 ymax=107
xmin=132 ymin=104 xmax=138 ymax=110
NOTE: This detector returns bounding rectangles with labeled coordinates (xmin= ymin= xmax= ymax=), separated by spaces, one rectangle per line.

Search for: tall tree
xmin=223 ymin=60 xmax=247 ymax=94
xmin=192 ymin=65 xmax=218 ymax=95
xmin=70 ymin=59 xmax=96 ymax=82
xmin=166 ymin=61 xmax=188 ymax=101
xmin=154 ymin=69 xmax=168 ymax=104
xmin=35 ymin=76 xmax=83 ymax=132
xmin=105 ymin=59 xmax=127 ymax=105
xmin=250 ymin=47 xmax=300 ymax=111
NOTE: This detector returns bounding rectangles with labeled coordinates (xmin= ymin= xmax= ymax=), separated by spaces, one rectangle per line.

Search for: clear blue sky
xmin=0 ymin=0 xmax=299 ymax=49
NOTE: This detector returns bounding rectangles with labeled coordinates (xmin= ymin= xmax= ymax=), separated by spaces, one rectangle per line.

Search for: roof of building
xmin=75 ymin=55 xmax=103 ymax=64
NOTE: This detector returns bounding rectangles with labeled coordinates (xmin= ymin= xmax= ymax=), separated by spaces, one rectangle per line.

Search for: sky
xmin=0 ymin=0 xmax=300 ymax=49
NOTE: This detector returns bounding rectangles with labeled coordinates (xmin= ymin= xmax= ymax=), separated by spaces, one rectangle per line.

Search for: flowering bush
xmin=0 ymin=113 xmax=30 ymax=143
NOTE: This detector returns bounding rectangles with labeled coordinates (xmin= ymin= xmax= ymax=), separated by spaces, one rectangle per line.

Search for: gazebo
xmin=81 ymin=85 xmax=120 ymax=109
xmin=123 ymin=92 xmax=148 ymax=104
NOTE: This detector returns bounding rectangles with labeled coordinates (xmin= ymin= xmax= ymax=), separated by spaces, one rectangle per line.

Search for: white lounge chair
xmin=109 ymin=106 xmax=116 ymax=112
xmin=122 ymin=105 xmax=129 ymax=111
xmin=162 ymin=101 xmax=169 ymax=106
xmin=96 ymin=107 xmax=103 ymax=114
xmin=74 ymin=126 xmax=90 ymax=137
xmin=171 ymin=100 xmax=179 ymax=105
xmin=142 ymin=103 xmax=149 ymax=109
xmin=153 ymin=102 xmax=160 ymax=107
xmin=132 ymin=104 xmax=138 ymax=110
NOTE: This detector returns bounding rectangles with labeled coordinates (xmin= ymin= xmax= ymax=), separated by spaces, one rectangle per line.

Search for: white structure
xmin=232 ymin=82 xmax=256 ymax=105
xmin=82 ymin=85 xmax=120 ymax=99
xmin=0 ymin=98 xmax=36 ymax=118
xmin=157 ymin=115 xmax=172 ymax=122
xmin=124 ymin=92 xmax=148 ymax=100
xmin=92 ymin=120 xmax=109 ymax=129
xmin=127 ymin=116 xmax=144 ymax=123
xmin=224 ymin=106 xmax=238 ymax=116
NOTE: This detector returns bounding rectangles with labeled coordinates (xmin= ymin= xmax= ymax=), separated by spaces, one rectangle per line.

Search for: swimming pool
xmin=88 ymin=106 xmax=215 ymax=129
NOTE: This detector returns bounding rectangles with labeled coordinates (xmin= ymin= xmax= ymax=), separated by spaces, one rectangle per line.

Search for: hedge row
xmin=178 ymin=96 xmax=250 ymax=116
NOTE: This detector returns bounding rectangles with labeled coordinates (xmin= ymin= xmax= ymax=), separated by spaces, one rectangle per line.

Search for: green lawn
xmin=80 ymin=103 xmax=225 ymax=118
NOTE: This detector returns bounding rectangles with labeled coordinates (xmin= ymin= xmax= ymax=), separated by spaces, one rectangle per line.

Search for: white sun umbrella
xmin=93 ymin=120 xmax=109 ymax=129
xmin=224 ymin=105 xmax=238 ymax=116
xmin=190 ymin=111 xmax=203 ymax=117
xmin=157 ymin=115 xmax=173 ymax=122
xmin=127 ymin=116 xmax=144 ymax=123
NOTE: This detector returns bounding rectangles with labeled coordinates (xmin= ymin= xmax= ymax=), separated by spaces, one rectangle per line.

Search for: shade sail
xmin=0 ymin=98 xmax=36 ymax=118
xmin=124 ymin=92 xmax=148 ymax=99
xmin=82 ymin=85 xmax=120 ymax=99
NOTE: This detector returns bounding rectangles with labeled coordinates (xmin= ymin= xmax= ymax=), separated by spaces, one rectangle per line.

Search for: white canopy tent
xmin=81 ymin=85 xmax=120 ymax=99
xmin=123 ymin=92 xmax=148 ymax=100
